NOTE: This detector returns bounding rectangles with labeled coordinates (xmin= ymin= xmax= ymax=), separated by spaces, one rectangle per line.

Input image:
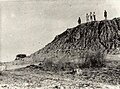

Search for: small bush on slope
xmin=81 ymin=50 xmax=106 ymax=68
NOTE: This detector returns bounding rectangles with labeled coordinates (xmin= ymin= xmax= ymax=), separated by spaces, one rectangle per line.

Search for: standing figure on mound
xmin=90 ymin=12 xmax=93 ymax=21
xmin=86 ymin=13 xmax=89 ymax=22
xmin=104 ymin=10 xmax=107 ymax=20
xmin=78 ymin=17 xmax=81 ymax=25
xmin=93 ymin=12 xmax=96 ymax=21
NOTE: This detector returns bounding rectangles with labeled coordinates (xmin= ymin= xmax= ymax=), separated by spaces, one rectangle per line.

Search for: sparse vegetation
xmin=42 ymin=50 xmax=106 ymax=72
xmin=80 ymin=50 xmax=106 ymax=68
xmin=0 ymin=61 xmax=119 ymax=89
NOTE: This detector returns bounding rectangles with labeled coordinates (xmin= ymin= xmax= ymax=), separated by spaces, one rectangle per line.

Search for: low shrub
xmin=80 ymin=50 xmax=106 ymax=68
xmin=41 ymin=50 xmax=106 ymax=72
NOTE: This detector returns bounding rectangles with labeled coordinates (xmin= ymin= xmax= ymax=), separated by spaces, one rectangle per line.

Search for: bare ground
xmin=0 ymin=65 xmax=120 ymax=89
xmin=0 ymin=54 xmax=120 ymax=89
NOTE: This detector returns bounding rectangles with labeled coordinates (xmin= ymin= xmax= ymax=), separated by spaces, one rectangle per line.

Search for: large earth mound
xmin=30 ymin=18 xmax=120 ymax=63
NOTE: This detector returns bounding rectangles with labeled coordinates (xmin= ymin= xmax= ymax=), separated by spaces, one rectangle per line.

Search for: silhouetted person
xmin=78 ymin=17 xmax=81 ymax=25
xmin=93 ymin=12 xmax=96 ymax=21
xmin=90 ymin=12 xmax=93 ymax=21
xmin=104 ymin=10 xmax=107 ymax=20
xmin=86 ymin=13 xmax=89 ymax=22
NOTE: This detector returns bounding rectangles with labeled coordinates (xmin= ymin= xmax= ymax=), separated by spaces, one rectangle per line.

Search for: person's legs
xmin=105 ymin=17 xmax=107 ymax=20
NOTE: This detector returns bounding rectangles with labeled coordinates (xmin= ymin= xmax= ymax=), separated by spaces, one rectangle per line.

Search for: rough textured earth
xmin=0 ymin=64 xmax=120 ymax=89
xmin=30 ymin=18 xmax=120 ymax=63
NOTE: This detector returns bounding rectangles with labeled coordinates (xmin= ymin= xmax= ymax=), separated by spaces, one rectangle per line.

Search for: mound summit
xmin=30 ymin=18 xmax=120 ymax=63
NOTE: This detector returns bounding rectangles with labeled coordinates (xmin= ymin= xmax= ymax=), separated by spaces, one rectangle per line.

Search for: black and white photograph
xmin=0 ymin=0 xmax=120 ymax=89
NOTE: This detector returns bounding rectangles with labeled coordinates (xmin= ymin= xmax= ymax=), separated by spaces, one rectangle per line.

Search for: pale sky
xmin=0 ymin=0 xmax=120 ymax=62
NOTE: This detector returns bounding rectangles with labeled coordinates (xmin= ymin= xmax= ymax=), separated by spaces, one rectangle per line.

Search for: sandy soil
xmin=0 ymin=54 xmax=119 ymax=89
xmin=0 ymin=67 xmax=119 ymax=89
